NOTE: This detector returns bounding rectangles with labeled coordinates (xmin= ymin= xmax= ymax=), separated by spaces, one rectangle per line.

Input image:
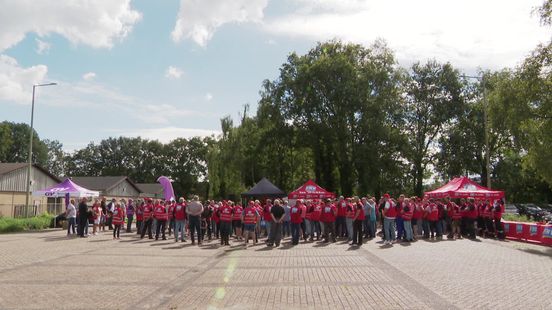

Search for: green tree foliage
xmin=0 ymin=121 xmax=49 ymax=166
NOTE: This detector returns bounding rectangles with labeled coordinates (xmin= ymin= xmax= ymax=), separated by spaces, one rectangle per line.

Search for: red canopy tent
xmin=288 ymin=180 xmax=335 ymax=199
xmin=424 ymin=176 xmax=505 ymax=199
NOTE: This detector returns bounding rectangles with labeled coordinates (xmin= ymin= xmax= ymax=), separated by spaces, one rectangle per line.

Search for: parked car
xmin=504 ymin=203 xmax=519 ymax=214
xmin=522 ymin=204 xmax=546 ymax=221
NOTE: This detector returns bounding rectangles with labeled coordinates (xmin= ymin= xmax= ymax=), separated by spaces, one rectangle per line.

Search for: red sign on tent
xmin=288 ymin=180 xmax=335 ymax=199
xmin=424 ymin=176 xmax=505 ymax=199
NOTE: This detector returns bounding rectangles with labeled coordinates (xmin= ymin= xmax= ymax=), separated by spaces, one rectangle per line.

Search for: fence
xmin=0 ymin=203 xmax=64 ymax=218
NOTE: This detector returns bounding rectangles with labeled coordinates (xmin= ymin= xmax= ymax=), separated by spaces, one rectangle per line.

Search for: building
xmin=70 ymin=176 xmax=142 ymax=200
xmin=0 ymin=163 xmax=61 ymax=217
xmin=135 ymin=183 xmax=164 ymax=199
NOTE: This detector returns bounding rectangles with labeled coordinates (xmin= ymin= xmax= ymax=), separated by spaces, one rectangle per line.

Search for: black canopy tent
xmin=241 ymin=177 xmax=286 ymax=203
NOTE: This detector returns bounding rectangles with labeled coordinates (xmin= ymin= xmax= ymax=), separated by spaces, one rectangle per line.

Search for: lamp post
xmin=25 ymin=82 xmax=57 ymax=217
xmin=462 ymin=74 xmax=491 ymax=189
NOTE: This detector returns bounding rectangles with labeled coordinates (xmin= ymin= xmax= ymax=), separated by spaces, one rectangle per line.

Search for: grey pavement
xmin=0 ymin=229 xmax=551 ymax=309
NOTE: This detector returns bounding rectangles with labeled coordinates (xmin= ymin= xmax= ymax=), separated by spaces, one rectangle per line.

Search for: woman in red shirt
xmin=351 ymin=198 xmax=365 ymax=246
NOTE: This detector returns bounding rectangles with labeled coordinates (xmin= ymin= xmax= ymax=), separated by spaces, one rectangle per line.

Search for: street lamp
xmin=25 ymin=82 xmax=57 ymax=217
xmin=462 ymin=74 xmax=491 ymax=189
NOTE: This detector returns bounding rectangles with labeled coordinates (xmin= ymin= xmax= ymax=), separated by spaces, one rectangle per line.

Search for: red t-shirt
xmin=320 ymin=204 xmax=337 ymax=222
xmin=337 ymin=201 xmax=347 ymax=217
xmin=174 ymin=204 xmax=186 ymax=220
xmin=355 ymin=203 xmax=366 ymax=221
xmin=290 ymin=205 xmax=303 ymax=224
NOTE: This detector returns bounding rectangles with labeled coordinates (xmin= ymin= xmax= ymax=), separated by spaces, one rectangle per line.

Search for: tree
xmin=403 ymin=61 xmax=465 ymax=196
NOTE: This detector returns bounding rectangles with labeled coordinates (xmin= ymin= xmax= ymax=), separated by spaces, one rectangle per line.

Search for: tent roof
xmin=241 ymin=177 xmax=286 ymax=198
xmin=424 ymin=176 xmax=505 ymax=199
xmin=33 ymin=178 xmax=100 ymax=198
xmin=288 ymin=180 xmax=335 ymax=199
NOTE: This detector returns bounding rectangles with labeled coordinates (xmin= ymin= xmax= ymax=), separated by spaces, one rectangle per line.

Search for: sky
xmin=0 ymin=0 xmax=549 ymax=152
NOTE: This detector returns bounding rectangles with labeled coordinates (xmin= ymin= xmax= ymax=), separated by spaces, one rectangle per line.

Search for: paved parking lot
xmin=0 ymin=230 xmax=551 ymax=309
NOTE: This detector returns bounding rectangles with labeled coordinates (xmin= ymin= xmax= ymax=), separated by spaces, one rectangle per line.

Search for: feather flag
xmin=157 ymin=176 xmax=175 ymax=201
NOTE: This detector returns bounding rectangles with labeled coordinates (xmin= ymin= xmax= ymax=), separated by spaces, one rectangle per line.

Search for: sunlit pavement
xmin=0 ymin=229 xmax=551 ymax=309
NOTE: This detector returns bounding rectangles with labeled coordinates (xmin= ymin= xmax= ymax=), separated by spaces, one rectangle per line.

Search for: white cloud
xmin=205 ymin=93 xmax=213 ymax=101
xmin=165 ymin=66 xmax=183 ymax=79
xmin=119 ymin=127 xmax=220 ymax=143
xmin=0 ymin=54 xmax=48 ymax=104
xmin=82 ymin=72 xmax=96 ymax=81
xmin=0 ymin=0 xmax=141 ymax=52
xmin=171 ymin=0 xmax=268 ymax=47
xmin=266 ymin=0 xmax=549 ymax=71
xmin=35 ymin=38 xmax=50 ymax=54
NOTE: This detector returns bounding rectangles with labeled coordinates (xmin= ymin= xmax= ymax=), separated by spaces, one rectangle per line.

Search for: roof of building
xmin=0 ymin=163 xmax=61 ymax=182
xmin=135 ymin=183 xmax=163 ymax=195
xmin=70 ymin=176 xmax=141 ymax=193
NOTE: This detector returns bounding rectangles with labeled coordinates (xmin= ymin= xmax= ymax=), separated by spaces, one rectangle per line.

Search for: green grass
xmin=0 ymin=213 xmax=54 ymax=233
xmin=502 ymin=213 xmax=533 ymax=223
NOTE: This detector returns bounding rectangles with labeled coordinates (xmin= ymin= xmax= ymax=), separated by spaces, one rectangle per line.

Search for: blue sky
xmin=0 ymin=0 xmax=549 ymax=151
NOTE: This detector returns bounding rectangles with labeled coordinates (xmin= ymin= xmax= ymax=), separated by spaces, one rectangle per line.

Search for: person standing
xmin=282 ymin=200 xmax=291 ymax=238
xmin=426 ymin=199 xmax=439 ymax=239
xmin=140 ymin=199 xmax=154 ymax=239
xmin=290 ymin=200 xmax=304 ymax=245
xmin=66 ymin=199 xmax=77 ymax=236
xmin=174 ymin=198 xmax=187 ymax=243
xmin=125 ymin=199 xmax=135 ymax=233
xmin=351 ymin=198 xmax=365 ymax=246
xmin=92 ymin=199 xmax=102 ymax=236
xmin=450 ymin=200 xmax=462 ymax=239
xmin=77 ymin=198 xmax=89 ymax=238
xmin=112 ymin=203 xmax=124 ymax=240
xmin=401 ymin=198 xmax=414 ymax=242
xmin=154 ymin=201 xmax=168 ymax=240
xmin=167 ymin=200 xmax=176 ymax=236
xmin=135 ymin=200 xmax=144 ymax=235
xmin=263 ymin=200 xmax=273 ymax=239
xmin=382 ymin=194 xmax=397 ymax=245
xmin=231 ymin=202 xmax=243 ymax=240
xmin=466 ymin=198 xmax=478 ymax=240
xmin=320 ymin=199 xmax=338 ymax=243
xmin=187 ymin=195 xmax=204 ymax=245
xmin=106 ymin=198 xmax=116 ymax=230
xmin=201 ymin=202 xmax=213 ymax=241
xmin=367 ymin=198 xmax=377 ymax=239
xmin=345 ymin=198 xmax=355 ymax=242
xmin=242 ymin=201 xmax=259 ymax=246
xmin=218 ymin=201 xmax=233 ymax=246
xmin=493 ymin=200 xmax=504 ymax=240
xmin=267 ymin=199 xmax=285 ymax=247
xmin=99 ymin=197 xmax=107 ymax=232
xmin=336 ymin=196 xmax=347 ymax=238
xmin=396 ymin=195 xmax=406 ymax=242
xmin=412 ymin=197 xmax=423 ymax=238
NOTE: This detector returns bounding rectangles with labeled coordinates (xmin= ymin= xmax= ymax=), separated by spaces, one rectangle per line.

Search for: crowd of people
xmin=65 ymin=194 xmax=505 ymax=247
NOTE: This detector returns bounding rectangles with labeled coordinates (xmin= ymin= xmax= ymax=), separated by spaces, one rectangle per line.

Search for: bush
xmin=502 ymin=214 xmax=533 ymax=223
xmin=0 ymin=213 xmax=54 ymax=234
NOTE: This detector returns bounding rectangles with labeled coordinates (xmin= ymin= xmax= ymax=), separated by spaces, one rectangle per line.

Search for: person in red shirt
xmin=232 ymin=202 xmax=243 ymax=240
xmin=382 ymin=194 xmax=397 ymax=245
xmin=320 ymin=199 xmax=338 ymax=243
xmin=449 ymin=200 xmax=462 ymax=239
xmin=351 ymin=197 xmax=365 ymax=246
xmin=425 ymin=199 xmax=439 ymax=239
xmin=112 ymin=203 xmax=124 ymax=240
xmin=242 ymin=201 xmax=260 ymax=246
xmin=135 ymin=200 xmax=143 ymax=235
xmin=173 ymin=198 xmax=187 ymax=242
xmin=154 ymin=201 xmax=168 ymax=240
xmin=140 ymin=199 xmax=154 ymax=239
xmin=412 ymin=197 xmax=423 ymax=238
xmin=345 ymin=198 xmax=356 ymax=242
xmin=290 ymin=200 xmax=304 ymax=245
xmin=167 ymin=200 xmax=176 ymax=237
xmin=336 ymin=196 xmax=347 ymax=238
xmin=263 ymin=199 xmax=273 ymax=239
xmin=218 ymin=201 xmax=234 ymax=246
xmin=401 ymin=198 xmax=414 ymax=242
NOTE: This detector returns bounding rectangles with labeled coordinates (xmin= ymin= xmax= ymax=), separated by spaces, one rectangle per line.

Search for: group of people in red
xmin=76 ymin=193 xmax=504 ymax=247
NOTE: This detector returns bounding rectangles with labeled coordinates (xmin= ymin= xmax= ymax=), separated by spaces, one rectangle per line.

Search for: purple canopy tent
xmin=33 ymin=178 xmax=100 ymax=207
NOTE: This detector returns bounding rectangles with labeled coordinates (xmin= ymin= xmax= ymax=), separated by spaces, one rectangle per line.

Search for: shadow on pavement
xmin=149 ymin=241 xmax=173 ymax=246
xmin=255 ymin=246 xmax=274 ymax=251
xmin=518 ymin=247 xmax=552 ymax=257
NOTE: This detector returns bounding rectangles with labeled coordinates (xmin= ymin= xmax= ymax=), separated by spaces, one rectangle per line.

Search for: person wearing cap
xmin=382 ymin=194 xmax=397 ymax=245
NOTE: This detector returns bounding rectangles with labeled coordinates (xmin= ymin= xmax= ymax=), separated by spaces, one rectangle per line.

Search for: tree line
xmin=2 ymin=1 xmax=551 ymax=202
